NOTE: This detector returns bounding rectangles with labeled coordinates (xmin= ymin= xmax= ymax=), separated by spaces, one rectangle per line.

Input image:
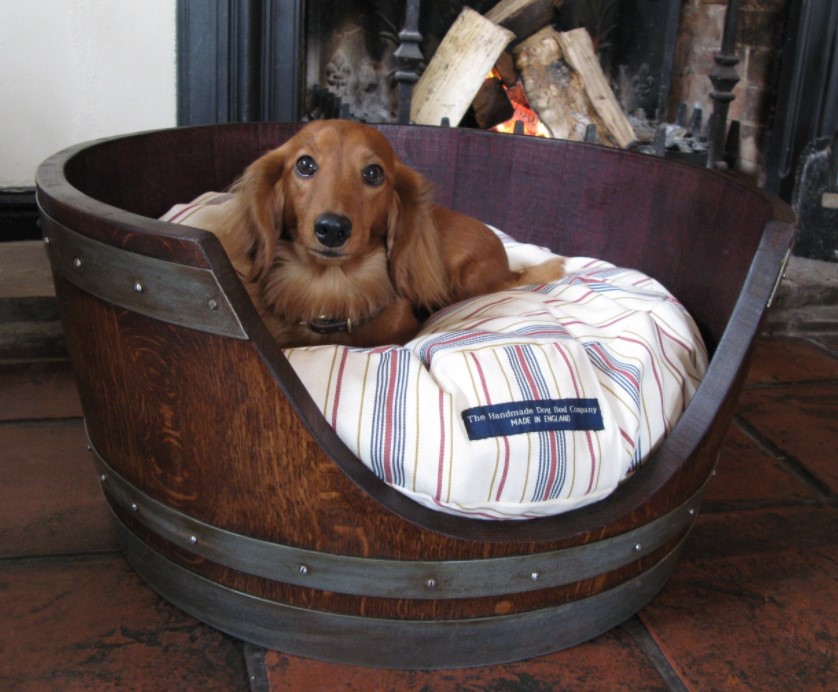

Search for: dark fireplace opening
xmin=301 ymin=0 xmax=681 ymax=130
xmin=303 ymin=1 xmax=403 ymax=122
xmin=177 ymin=0 xmax=837 ymax=261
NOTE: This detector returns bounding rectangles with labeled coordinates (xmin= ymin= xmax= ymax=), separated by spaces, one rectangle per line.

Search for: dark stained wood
xmin=36 ymin=123 xmax=795 ymax=622
xmin=116 ymin=505 xmax=687 ymax=621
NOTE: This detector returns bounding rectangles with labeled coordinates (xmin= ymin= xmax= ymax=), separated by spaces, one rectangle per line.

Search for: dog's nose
xmin=314 ymin=214 xmax=352 ymax=248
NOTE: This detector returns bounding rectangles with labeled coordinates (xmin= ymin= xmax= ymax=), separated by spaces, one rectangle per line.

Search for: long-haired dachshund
xmin=212 ymin=120 xmax=564 ymax=347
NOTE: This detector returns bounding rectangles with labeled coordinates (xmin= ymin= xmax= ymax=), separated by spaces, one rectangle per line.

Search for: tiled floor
xmin=1 ymin=245 xmax=836 ymax=689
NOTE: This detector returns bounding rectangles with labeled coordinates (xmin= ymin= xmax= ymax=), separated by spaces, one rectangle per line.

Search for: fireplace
xmin=178 ymin=1 xmax=681 ymax=128
xmin=299 ymin=1 xmax=682 ymax=129
xmin=175 ymin=0 xmax=831 ymax=225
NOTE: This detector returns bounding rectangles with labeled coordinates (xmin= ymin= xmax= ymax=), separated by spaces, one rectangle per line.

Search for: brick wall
xmin=669 ymin=0 xmax=790 ymax=180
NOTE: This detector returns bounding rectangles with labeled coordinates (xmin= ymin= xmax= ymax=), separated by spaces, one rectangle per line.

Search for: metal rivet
xmin=99 ymin=474 xmax=106 ymax=483
xmin=688 ymin=508 xmax=696 ymax=516
xmin=73 ymin=258 xmax=82 ymax=268
xmin=208 ymin=299 xmax=219 ymax=311
xmin=426 ymin=578 xmax=437 ymax=589
xmin=130 ymin=503 xmax=138 ymax=512
xmin=531 ymin=571 xmax=540 ymax=582
xmin=43 ymin=236 xmax=50 ymax=245
xmin=134 ymin=281 xmax=144 ymax=293
xmin=634 ymin=543 xmax=642 ymax=552
xmin=298 ymin=564 xmax=309 ymax=576
xmin=189 ymin=535 xmax=197 ymax=545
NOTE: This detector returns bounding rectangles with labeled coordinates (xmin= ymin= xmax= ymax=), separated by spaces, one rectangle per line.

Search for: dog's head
xmin=229 ymin=119 xmax=449 ymax=308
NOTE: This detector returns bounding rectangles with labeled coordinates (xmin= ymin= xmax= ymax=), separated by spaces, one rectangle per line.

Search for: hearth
xmin=300 ymin=0 xmax=683 ymax=130
xmin=178 ymin=0 xmax=788 ymax=178
xmin=178 ymin=1 xmax=683 ymax=132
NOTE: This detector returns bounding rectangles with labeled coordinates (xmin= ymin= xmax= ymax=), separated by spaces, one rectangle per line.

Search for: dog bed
xmin=38 ymin=122 xmax=794 ymax=667
xmin=163 ymin=196 xmax=707 ymax=519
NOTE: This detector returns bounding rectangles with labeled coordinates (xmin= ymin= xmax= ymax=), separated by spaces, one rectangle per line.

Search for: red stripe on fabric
xmin=620 ymin=335 xmax=667 ymax=432
xmin=561 ymin=311 xmax=636 ymax=331
xmin=468 ymin=353 xmax=512 ymax=502
xmin=435 ymin=389 xmax=446 ymax=502
xmin=495 ymin=436 xmax=511 ymax=501
xmin=512 ymin=345 xmax=559 ymax=501
xmin=430 ymin=498 xmax=500 ymax=519
xmin=590 ymin=343 xmax=640 ymax=388
xmin=553 ymin=344 xmax=595 ymax=493
xmin=469 ymin=352 xmax=493 ymax=404
xmin=584 ymin=430 xmax=596 ymax=493
xmin=561 ymin=290 xmax=595 ymax=306
xmin=543 ymin=432 xmax=559 ymax=500
xmin=166 ymin=203 xmax=202 ymax=223
xmin=554 ymin=344 xmax=582 ymax=396
xmin=654 ymin=323 xmax=688 ymax=407
xmin=330 ymin=349 xmax=350 ymax=429
xmin=514 ymin=344 xmax=540 ymax=398
xmin=655 ymin=321 xmax=693 ymax=353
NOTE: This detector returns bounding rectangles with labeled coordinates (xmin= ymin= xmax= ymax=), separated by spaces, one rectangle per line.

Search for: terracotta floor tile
xmin=704 ymin=422 xmax=818 ymax=508
xmin=0 ymin=359 xmax=82 ymax=422
xmin=0 ymin=555 xmax=248 ymax=690
xmin=263 ymin=623 xmax=671 ymax=691
xmin=0 ymin=421 xmax=116 ymax=557
xmin=737 ymin=382 xmax=838 ymax=494
xmin=746 ymin=336 xmax=838 ymax=384
xmin=638 ymin=506 xmax=838 ymax=690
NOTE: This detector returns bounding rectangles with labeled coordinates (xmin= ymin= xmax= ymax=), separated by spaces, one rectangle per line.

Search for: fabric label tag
xmin=461 ymin=398 xmax=604 ymax=441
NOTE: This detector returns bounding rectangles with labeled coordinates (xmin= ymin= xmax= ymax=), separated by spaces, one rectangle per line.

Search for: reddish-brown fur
xmin=213 ymin=120 xmax=564 ymax=347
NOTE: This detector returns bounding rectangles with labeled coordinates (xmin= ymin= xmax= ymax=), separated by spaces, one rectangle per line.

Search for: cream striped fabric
xmin=286 ymin=232 xmax=708 ymax=519
xmin=164 ymin=196 xmax=708 ymax=520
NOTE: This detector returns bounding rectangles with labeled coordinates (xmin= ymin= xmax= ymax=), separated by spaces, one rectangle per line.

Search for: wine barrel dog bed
xmin=36 ymin=123 xmax=794 ymax=669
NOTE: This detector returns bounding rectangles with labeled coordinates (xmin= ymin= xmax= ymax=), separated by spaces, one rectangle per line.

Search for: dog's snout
xmin=314 ymin=214 xmax=352 ymax=248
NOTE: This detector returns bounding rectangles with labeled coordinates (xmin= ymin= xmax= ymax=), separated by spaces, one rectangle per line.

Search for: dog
xmin=211 ymin=119 xmax=564 ymax=347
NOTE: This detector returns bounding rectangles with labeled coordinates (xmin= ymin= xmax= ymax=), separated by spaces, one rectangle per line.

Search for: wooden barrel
xmin=36 ymin=123 xmax=794 ymax=669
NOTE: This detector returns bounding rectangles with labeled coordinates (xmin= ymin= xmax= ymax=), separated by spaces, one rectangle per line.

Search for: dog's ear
xmin=227 ymin=146 xmax=287 ymax=282
xmin=387 ymin=162 xmax=450 ymax=309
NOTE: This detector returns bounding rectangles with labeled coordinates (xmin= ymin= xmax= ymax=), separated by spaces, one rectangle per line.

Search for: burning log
xmin=514 ymin=27 xmax=636 ymax=148
xmin=485 ymin=0 xmax=563 ymax=46
xmin=472 ymin=76 xmax=515 ymax=129
xmin=411 ymin=7 xmax=514 ymax=127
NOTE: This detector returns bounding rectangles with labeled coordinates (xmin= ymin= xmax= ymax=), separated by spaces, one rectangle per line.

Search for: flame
xmin=488 ymin=70 xmax=551 ymax=137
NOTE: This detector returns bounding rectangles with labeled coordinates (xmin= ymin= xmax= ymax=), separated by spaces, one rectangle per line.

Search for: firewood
xmin=472 ymin=77 xmax=515 ymax=129
xmin=411 ymin=7 xmax=514 ymax=127
xmin=556 ymin=29 xmax=636 ymax=148
xmin=513 ymin=27 xmax=636 ymax=148
xmin=486 ymin=0 xmax=563 ymax=44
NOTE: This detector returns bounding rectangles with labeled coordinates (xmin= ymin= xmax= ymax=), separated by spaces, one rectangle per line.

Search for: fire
xmin=488 ymin=70 xmax=551 ymax=138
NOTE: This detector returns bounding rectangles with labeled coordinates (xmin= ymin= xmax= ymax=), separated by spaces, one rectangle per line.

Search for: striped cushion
xmin=286 ymin=232 xmax=707 ymax=519
xmin=164 ymin=197 xmax=707 ymax=520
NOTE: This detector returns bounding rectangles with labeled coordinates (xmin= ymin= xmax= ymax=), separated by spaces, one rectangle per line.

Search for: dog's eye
xmin=362 ymin=164 xmax=384 ymax=186
xmin=295 ymin=156 xmax=318 ymax=177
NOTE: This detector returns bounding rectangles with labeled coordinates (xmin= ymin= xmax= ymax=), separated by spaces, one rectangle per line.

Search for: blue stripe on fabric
xmin=585 ymin=343 xmax=642 ymax=409
xmin=369 ymin=350 xmax=413 ymax=486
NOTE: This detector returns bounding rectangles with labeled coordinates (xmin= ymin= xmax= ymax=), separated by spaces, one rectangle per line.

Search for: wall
xmin=669 ymin=0 xmax=790 ymax=180
xmin=0 ymin=1 xmax=177 ymax=188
